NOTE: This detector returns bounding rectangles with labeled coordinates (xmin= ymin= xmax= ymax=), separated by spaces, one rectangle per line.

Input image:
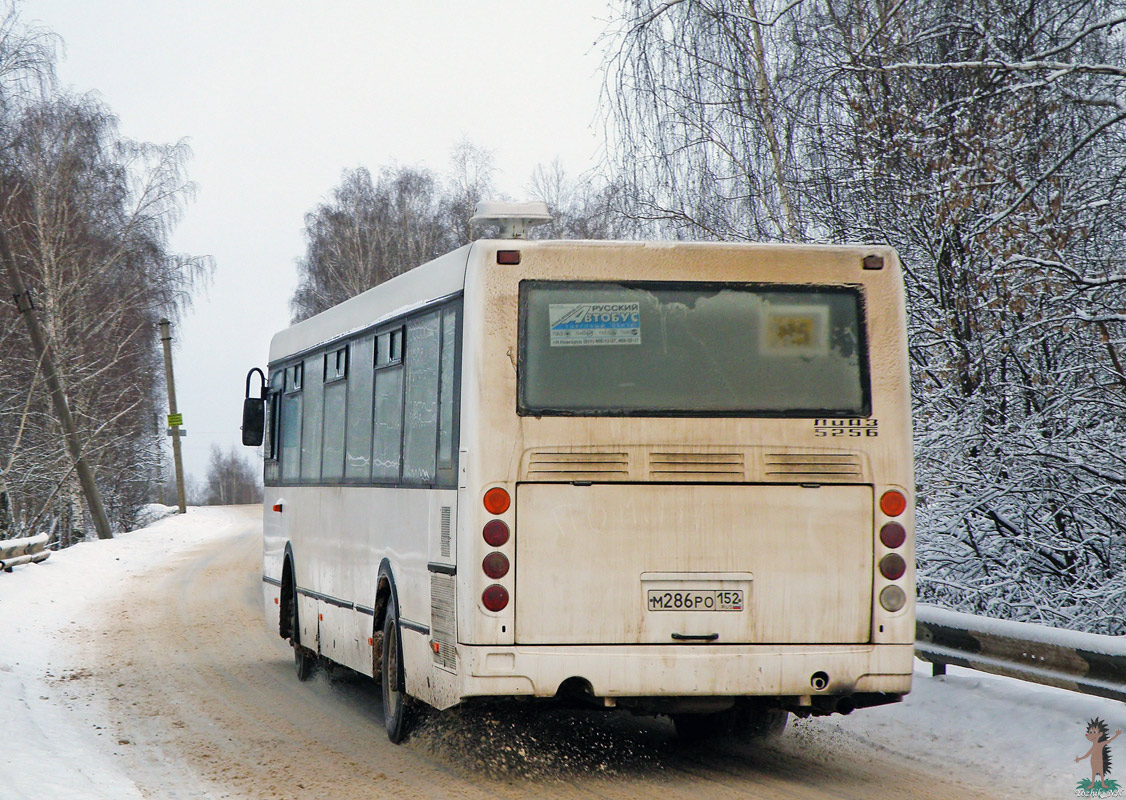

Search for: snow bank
xmin=132 ymin=503 xmax=179 ymax=528
xmin=0 ymin=507 xmax=240 ymax=800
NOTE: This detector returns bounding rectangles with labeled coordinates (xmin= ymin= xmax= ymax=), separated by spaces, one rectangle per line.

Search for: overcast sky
xmin=19 ymin=0 xmax=611 ymax=484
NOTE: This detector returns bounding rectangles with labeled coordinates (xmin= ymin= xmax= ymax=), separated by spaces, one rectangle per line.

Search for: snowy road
xmin=2 ymin=506 xmax=1116 ymax=798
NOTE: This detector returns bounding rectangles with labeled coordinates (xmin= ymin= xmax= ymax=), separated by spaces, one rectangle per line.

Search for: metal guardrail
xmin=0 ymin=532 xmax=51 ymax=572
xmin=916 ymin=603 xmax=1126 ymax=703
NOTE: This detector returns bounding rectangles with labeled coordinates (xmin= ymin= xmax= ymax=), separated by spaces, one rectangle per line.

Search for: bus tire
xmin=731 ymin=704 xmax=788 ymax=740
xmin=288 ymin=567 xmax=315 ymax=682
xmin=381 ymin=596 xmax=414 ymax=743
xmin=671 ymin=712 xmax=729 ymax=742
xmin=294 ymin=642 xmax=315 ymax=682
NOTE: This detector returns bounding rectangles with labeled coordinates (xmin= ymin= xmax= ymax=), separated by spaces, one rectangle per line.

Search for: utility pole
xmin=153 ymin=412 xmax=165 ymax=505
xmin=159 ymin=318 xmax=187 ymax=514
xmin=0 ymin=226 xmax=113 ymax=539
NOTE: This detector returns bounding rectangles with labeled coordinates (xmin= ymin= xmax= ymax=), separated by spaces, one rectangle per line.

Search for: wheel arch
xmin=279 ymin=542 xmax=296 ymax=641
xmin=373 ymin=558 xmax=399 ymax=632
xmin=373 ymin=559 xmax=402 ymax=686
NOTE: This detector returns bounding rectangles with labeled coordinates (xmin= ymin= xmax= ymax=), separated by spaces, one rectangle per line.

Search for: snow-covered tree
xmin=604 ymin=0 xmax=1126 ymax=632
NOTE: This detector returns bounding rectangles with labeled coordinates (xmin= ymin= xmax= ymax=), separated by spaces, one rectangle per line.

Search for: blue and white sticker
xmin=548 ymin=302 xmax=641 ymax=347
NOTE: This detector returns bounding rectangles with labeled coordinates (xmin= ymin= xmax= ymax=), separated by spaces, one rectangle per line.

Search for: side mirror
xmin=242 ymin=368 xmax=266 ymax=446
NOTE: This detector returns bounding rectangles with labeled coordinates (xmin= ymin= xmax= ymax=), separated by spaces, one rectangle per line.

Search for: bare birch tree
xmin=0 ymin=5 xmax=208 ymax=543
xmin=290 ymin=165 xmax=456 ymax=322
xmin=202 ymin=445 xmax=262 ymax=505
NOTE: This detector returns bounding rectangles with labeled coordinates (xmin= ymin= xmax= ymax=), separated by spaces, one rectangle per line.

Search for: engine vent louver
xmin=527 ymin=452 xmax=629 ymax=477
xmin=439 ymin=506 xmax=452 ymax=558
xmin=764 ymin=453 xmax=862 ymax=480
xmin=649 ymin=452 xmax=744 ymax=480
xmin=524 ymin=449 xmax=863 ymax=483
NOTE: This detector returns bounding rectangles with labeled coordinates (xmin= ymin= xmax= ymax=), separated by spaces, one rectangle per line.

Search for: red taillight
xmin=482 ymin=584 xmax=509 ymax=612
xmin=879 ymin=490 xmax=907 ymax=517
xmin=483 ymin=520 xmax=509 ymax=547
xmin=880 ymin=521 xmax=906 ymax=549
xmin=879 ymin=553 xmax=907 ymax=581
xmin=482 ymin=552 xmax=510 ymax=579
xmin=496 ymin=250 xmax=521 ymax=265
xmin=484 ymin=487 xmax=511 ymax=515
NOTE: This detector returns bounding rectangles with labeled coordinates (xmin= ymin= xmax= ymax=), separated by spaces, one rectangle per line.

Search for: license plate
xmin=646 ymin=589 xmax=744 ymax=612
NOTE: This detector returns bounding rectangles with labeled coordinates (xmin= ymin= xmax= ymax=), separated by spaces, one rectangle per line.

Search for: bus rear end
xmin=454 ymin=240 xmax=913 ymax=725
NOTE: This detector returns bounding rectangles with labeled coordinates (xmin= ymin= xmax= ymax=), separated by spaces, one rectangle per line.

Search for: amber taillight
xmin=879 ymin=490 xmax=907 ymax=517
xmin=484 ymin=487 xmax=511 ymax=515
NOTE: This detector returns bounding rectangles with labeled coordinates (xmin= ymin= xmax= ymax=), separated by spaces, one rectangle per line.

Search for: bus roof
xmin=268 ymin=244 xmax=472 ymax=364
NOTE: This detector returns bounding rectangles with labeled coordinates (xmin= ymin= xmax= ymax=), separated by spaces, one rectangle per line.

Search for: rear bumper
xmin=456 ymin=642 xmax=913 ymax=700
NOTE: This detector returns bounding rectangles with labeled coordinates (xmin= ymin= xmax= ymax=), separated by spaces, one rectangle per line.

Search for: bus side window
xmin=373 ymin=328 xmax=404 ymax=482
xmin=344 ymin=337 xmax=374 ymax=481
xmin=280 ymin=364 xmax=303 ymax=483
xmin=321 ymin=347 xmax=348 ymax=482
xmin=300 ymin=354 xmax=324 ymax=481
xmin=262 ymin=371 xmax=283 ymax=484
xmin=264 ymin=370 xmax=282 ymax=460
xmin=436 ymin=304 xmax=460 ymax=486
xmin=402 ymin=311 xmax=441 ymax=483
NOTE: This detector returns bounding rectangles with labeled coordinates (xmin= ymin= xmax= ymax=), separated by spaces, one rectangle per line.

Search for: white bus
xmin=243 ymin=205 xmax=915 ymax=743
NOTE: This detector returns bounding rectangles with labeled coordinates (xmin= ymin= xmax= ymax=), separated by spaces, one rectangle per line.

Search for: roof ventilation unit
xmin=470 ymin=201 xmax=552 ymax=239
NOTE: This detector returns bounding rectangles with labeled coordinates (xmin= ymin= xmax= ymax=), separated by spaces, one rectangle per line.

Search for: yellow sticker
xmin=771 ymin=316 xmax=814 ymax=347
xmin=762 ymin=306 xmax=829 ymax=356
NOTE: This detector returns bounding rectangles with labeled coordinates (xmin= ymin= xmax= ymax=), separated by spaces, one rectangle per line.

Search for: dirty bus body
xmin=254 ymin=234 xmax=915 ymax=742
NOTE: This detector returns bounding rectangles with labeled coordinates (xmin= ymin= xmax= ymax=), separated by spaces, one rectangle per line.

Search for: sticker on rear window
xmin=548 ymin=302 xmax=641 ymax=347
xmin=762 ymin=305 xmax=829 ymax=356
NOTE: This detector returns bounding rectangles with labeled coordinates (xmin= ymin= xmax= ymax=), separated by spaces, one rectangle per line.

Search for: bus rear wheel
xmin=381 ymin=597 xmax=414 ymax=743
xmin=671 ymin=712 xmax=727 ymax=742
xmin=672 ymin=702 xmax=788 ymax=741
xmin=731 ymin=704 xmax=788 ymax=739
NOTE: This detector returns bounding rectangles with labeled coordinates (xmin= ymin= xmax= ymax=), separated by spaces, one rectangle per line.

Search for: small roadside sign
xmin=166 ymin=413 xmax=183 ymax=427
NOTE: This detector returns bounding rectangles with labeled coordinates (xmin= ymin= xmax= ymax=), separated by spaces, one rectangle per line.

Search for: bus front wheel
xmin=381 ymin=597 xmax=414 ymax=743
xmin=288 ymin=568 xmax=315 ymax=682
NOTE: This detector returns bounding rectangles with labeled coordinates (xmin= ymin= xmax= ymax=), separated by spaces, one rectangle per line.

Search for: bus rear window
xmin=518 ymin=280 xmax=870 ymax=417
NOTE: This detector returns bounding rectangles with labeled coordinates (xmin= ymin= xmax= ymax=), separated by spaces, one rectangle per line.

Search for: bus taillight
xmin=879 ymin=490 xmax=907 ymax=517
xmin=483 ymin=520 xmax=510 ymax=547
xmin=879 ymin=553 xmax=906 ymax=581
xmin=482 ymin=584 xmax=509 ymax=612
xmin=482 ymin=552 xmax=510 ymax=579
xmin=484 ymin=487 xmax=511 ymax=515
xmin=879 ymin=522 xmax=906 ymax=549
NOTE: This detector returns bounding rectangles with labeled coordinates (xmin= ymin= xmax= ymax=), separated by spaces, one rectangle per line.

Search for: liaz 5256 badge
xmin=814 ymin=418 xmax=879 ymax=437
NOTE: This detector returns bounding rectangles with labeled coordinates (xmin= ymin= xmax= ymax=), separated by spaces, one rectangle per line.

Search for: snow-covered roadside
xmin=819 ymin=658 xmax=1125 ymax=797
xmin=0 ymin=507 xmax=246 ymax=800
